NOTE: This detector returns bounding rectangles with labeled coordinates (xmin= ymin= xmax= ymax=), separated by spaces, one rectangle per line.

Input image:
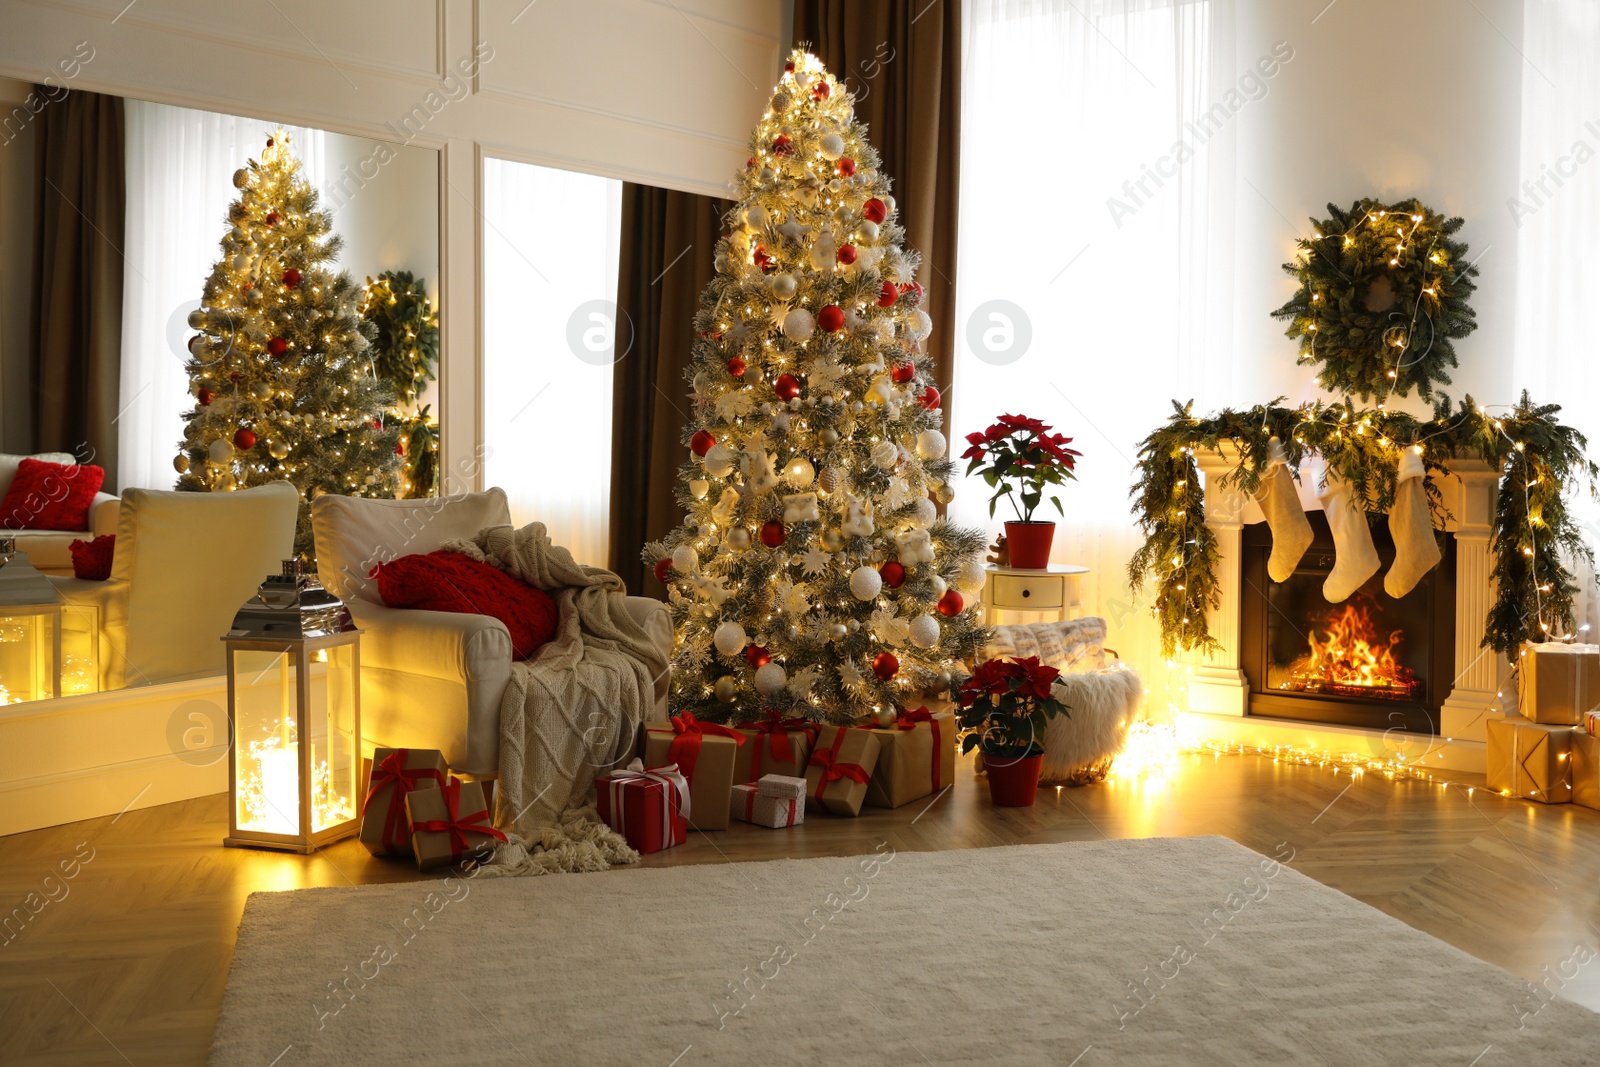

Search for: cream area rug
xmin=209 ymin=837 xmax=1598 ymax=1065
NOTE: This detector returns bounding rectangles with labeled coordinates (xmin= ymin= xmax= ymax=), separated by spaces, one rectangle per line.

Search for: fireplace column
xmin=1189 ymin=452 xmax=1256 ymax=716
xmin=1439 ymin=460 xmax=1507 ymax=742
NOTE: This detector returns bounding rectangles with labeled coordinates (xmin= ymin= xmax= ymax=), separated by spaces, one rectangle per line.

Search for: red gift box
xmin=596 ymin=759 xmax=690 ymax=854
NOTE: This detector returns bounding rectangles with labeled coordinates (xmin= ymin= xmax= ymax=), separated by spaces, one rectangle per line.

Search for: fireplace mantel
xmin=1187 ymin=446 xmax=1507 ymax=742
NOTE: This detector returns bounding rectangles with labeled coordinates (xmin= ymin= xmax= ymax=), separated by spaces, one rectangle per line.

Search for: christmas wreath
xmin=1271 ymin=198 xmax=1478 ymax=402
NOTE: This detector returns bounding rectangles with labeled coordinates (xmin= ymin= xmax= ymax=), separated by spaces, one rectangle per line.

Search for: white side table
xmin=979 ymin=564 xmax=1089 ymax=625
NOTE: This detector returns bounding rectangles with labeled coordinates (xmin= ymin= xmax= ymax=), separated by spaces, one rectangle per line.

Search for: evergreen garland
xmin=1271 ymin=198 xmax=1478 ymax=402
xmin=359 ymin=270 xmax=440 ymax=408
xmin=1128 ymin=393 xmax=1595 ymax=659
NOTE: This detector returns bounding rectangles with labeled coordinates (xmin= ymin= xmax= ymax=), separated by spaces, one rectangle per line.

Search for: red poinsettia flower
xmin=961 ymin=412 xmax=1083 ymax=522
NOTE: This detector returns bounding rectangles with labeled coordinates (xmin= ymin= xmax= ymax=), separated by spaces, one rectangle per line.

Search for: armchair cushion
xmin=310 ymin=488 xmax=512 ymax=604
xmin=0 ymin=458 xmax=105 ymax=531
xmin=373 ymin=550 xmax=558 ymax=659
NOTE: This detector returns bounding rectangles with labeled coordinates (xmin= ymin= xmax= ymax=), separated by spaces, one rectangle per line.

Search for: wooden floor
xmin=3 ymin=751 xmax=1599 ymax=1065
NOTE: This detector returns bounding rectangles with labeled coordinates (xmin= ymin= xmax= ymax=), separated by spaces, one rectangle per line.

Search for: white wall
xmin=1229 ymin=0 xmax=1524 ymax=419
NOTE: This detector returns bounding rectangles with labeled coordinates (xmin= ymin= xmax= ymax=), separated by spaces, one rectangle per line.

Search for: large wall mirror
xmin=0 ymin=80 xmax=441 ymax=707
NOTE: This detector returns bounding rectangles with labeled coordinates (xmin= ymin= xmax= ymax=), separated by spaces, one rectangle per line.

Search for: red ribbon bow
xmin=735 ymin=711 xmax=819 ymax=782
xmin=361 ymin=748 xmax=447 ymax=852
xmin=896 ymin=706 xmax=943 ymax=790
xmin=411 ymin=778 xmax=507 ymax=861
xmin=808 ymin=728 xmax=871 ymax=802
xmin=658 ymin=712 xmax=745 ymax=783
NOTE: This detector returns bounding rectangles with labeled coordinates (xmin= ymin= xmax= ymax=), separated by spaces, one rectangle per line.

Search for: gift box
xmin=360 ymin=747 xmax=448 ymax=856
xmin=1570 ymin=731 xmax=1600 ymax=811
xmin=1486 ymin=715 xmax=1573 ymax=804
xmin=1520 ymin=642 xmax=1600 ymax=726
xmin=730 ymin=783 xmax=804 ymax=827
xmin=757 ymin=773 xmax=807 ymax=800
xmin=732 ymin=714 xmax=817 ymax=785
xmin=804 ymin=724 xmax=881 ymax=817
xmin=641 ymin=713 xmax=744 ymax=830
xmin=1586 ymin=711 xmax=1600 ymax=737
xmin=405 ymin=777 xmax=506 ymax=871
xmin=597 ymin=759 xmax=689 ymax=853
xmin=861 ymin=707 xmax=956 ymax=809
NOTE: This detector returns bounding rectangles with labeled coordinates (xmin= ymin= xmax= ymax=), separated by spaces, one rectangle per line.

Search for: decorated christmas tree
xmin=647 ymin=51 xmax=989 ymax=726
xmin=175 ymin=129 xmax=401 ymax=557
xmin=359 ymin=269 xmax=440 ymax=498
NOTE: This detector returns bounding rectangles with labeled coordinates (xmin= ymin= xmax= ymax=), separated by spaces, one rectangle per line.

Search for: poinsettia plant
xmin=957 ymin=656 xmax=1070 ymax=759
xmin=960 ymin=414 xmax=1082 ymax=521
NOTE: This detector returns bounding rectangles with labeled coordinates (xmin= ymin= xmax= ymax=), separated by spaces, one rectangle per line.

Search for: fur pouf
xmin=1040 ymin=668 xmax=1144 ymax=785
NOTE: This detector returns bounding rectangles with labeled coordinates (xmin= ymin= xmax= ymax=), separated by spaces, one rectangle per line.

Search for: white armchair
xmin=0 ymin=452 xmax=119 ymax=576
xmin=310 ymin=488 xmax=672 ymax=777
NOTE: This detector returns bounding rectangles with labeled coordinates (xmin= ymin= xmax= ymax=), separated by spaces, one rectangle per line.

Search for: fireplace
xmin=1240 ymin=513 xmax=1455 ymax=733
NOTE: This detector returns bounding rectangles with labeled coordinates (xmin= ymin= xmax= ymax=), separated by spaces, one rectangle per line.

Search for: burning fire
xmin=1284 ymin=604 xmax=1417 ymax=700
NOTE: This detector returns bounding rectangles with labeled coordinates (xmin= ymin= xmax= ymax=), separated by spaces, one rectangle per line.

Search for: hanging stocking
xmin=1383 ymin=446 xmax=1442 ymax=598
xmin=1255 ymin=436 xmax=1313 ymax=582
xmin=1315 ymin=458 xmax=1380 ymax=603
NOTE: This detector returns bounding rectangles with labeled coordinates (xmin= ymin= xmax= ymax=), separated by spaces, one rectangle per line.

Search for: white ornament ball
xmin=746 ymin=204 xmax=769 ymax=230
xmin=208 ymin=438 xmax=235 ymax=464
xmin=916 ymin=429 xmax=947 ymax=460
xmin=690 ymin=478 xmax=710 ymax=500
xmin=713 ymin=621 xmax=748 ymax=656
xmin=754 ymin=662 xmax=788 ymax=697
xmin=671 ymin=545 xmax=698 ymax=573
xmin=783 ymin=307 xmax=815 ymax=342
xmin=231 ymin=168 xmax=249 ymax=189
xmin=784 ymin=457 xmax=815 ymax=487
xmin=911 ymin=497 xmax=939 ymax=528
xmin=884 ymin=195 xmax=897 ymax=217
xmin=857 ymin=220 xmax=880 ymax=243
xmin=245 ymin=288 xmax=263 ymax=305
xmin=957 ymin=560 xmax=987 ymax=595
xmin=715 ymin=253 xmax=731 ymax=274
xmin=870 ymin=440 xmax=899 ymax=469
xmin=726 ymin=527 xmax=751 ymax=551
xmin=828 ymin=623 xmax=848 ymax=641
xmin=770 ymin=272 xmax=798 ymax=300
xmin=702 ymin=444 xmax=736 ymax=477
xmin=849 ymin=565 xmax=883 ymax=601
xmin=819 ymin=132 xmax=845 ymax=160
xmin=909 ymin=309 xmax=934 ymax=341
xmin=931 ymin=575 xmax=948 ymax=597
xmin=714 ymin=675 xmax=738 ymax=703
xmin=908 ymin=614 xmax=941 ymax=650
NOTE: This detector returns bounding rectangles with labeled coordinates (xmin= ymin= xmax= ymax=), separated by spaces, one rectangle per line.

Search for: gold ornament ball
xmin=935 ymin=484 xmax=955 ymax=504
xmin=268 ymin=438 xmax=291 ymax=460
xmin=173 ymin=453 xmax=190 ymax=474
xmin=726 ymin=527 xmax=751 ymax=551
xmin=714 ymin=675 xmax=738 ymax=703
xmin=821 ymin=527 xmax=845 ymax=552
xmin=249 ymin=381 xmax=272 ymax=401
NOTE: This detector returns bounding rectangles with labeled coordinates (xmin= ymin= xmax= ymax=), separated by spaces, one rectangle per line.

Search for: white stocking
xmin=1383 ymin=447 xmax=1442 ymax=598
xmin=1315 ymin=458 xmax=1380 ymax=603
xmin=1255 ymin=436 xmax=1313 ymax=583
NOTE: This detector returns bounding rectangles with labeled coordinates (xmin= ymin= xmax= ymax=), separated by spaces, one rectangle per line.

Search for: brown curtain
xmin=608 ymin=184 xmax=726 ymax=596
xmin=793 ymin=0 xmax=961 ymax=434
xmin=29 ymin=87 xmax=125 ymax=489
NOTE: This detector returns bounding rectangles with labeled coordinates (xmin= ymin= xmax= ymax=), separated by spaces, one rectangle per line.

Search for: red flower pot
xmin=984 ymin=753 xmax=1043 ymax=806
xmin=1004 ymin=521 xmax=1055 ymax=569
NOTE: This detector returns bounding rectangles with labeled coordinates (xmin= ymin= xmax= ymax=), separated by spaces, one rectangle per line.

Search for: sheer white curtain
xmin=953 ymin=0 xmax=1224 ymax=673
xmin=119 ymin=103 xmax=325 ymax=493
xmin=481 ymin=158 xmax=622 ymax=567
xmin=1513 ymin=0 xmax=1600 ymax=633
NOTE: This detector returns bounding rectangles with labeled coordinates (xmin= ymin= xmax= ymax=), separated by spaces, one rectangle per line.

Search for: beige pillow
xmin=310 ymin=488 xmax=512 ymax=603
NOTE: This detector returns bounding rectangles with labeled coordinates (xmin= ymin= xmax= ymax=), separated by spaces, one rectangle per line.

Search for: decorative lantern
xmin=0 ymin=537 xmax=64 ymax=703
xmin=223 ymin=560 xmax=362 ymax=853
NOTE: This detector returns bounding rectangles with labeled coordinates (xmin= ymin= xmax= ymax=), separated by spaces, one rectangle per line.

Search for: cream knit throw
xmin=442 ymin=523 xmax=670 ymax=877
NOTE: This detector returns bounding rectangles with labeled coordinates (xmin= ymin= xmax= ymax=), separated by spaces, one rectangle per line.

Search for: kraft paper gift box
xmin=405 ymin=778 xmax=505 ymax=871
xmin=731 ymin=716 xmax=817 ymax=785
xmin=1570 ymin=731 xmax=1600 ymax=811
xmin=861 ymin=707 xmax=957 ymax=809
xmin=640 ymin=713 xmax=744 ymax=831
xmin=804 ymin=724 xmax=881 ymax=817
xmin=596 ymin=759 xmax=689 ymax=853
xmin=730 ymin=783 xmax=804 ymax=827
xmin=360 ymin=747 xmax=447 ymax=856
xmin=1586 ymin=711 xmax=1600 ymax=737
xmin=1486 ymin=715 xmax=1573 ymax=804
xmin=1520 ymin=642 xmax=1600 ymax=726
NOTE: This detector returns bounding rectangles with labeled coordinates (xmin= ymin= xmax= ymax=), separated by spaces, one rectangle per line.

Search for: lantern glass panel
xmin=0 ymin=612 xmax=51 ymax=704
xmin=231 ymin=648 xmax=304 ymax=836
xmin=61 ymin=604 xmax=99 ymax=697
xmin=309 ymin=642 xmax=360 ymax=833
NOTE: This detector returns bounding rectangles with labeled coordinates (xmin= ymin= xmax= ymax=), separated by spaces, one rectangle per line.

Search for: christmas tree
xmin=175 ymin=129 xmax=401 ymax=557
xmin=647 ymin=51 xmax=989 ymax=725
xmin=359 ymin=269 xmax=440 ymax=498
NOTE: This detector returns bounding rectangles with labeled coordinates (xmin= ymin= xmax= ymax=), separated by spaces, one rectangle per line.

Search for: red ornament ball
xmin=877 ymin=281 xmax=899 ymax=308
xmin=837 ymin=158 xmax=856 ymax=177
xmin=906 ymin=281 xmax=925 ymax=305
xmin=784 ymin=60 xmax=796 ymax=73
xmin=753 ymin=245 xmax=775 ymax=273
xmin=265 ymin=210 xmax=280 ymax=225
xmin=266 ymin=136 xmax=275 ymax=147
xmin=197 ymin=387 xmax=215 ymax=406
xmin=937 ymin=589 xmax=965 ymax=617
xmin=863 ymin=198 xmax=888 ymax=224
xmin=891 ymin=362 xmax=916 ymax=384
xmin=760 ymin=520 xmax=786 ymax=548
xmin=395 ymin=441 xmax=405 ymax=456
xmin=811 ymin=80 xmax=830 ymax=101
xmin=836 ymin=244 xmax=858 ymax=266
xmin=879 ymin=561 xmax=906 ymax=588
xmin=774 ymin=373 xmax=802 ymax=401
xmin=266 ymin=336 xmax=287 ymax=357
xmin=872 ymin=652 xmax=899 ymax=681
xmin=233 ymin=428 xmax=257 ymax=450
xmin=281 ymin=268 xmax=302 ymax=288
xmin=746 ymin=156 xmax=756 ymax=169
xmin=370 ymin=418 xmax=383 ymax=430
xmin=691 ymin=429 xmax=716 ymax=457
xmin=817 ymin=305 xmax=845 ymax=332
xmin=771 ymin=134 xmax=794 ymax=156
xmin=920 ymin=385 xmax=941 ymax=411
xmin=653 ymin=557 xmax=673 ymax=584
xmin=727 ymin=356 xmax=747 ymax=377
xmin=745 ymin=644 xmax=771 ymax=668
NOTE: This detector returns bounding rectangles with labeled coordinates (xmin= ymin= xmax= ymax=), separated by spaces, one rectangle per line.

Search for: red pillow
xmin=371 ymin=551 xmax=558 ymax=660
xmin=0 ymin=458 xmax=105 ymax=531
xmin=70 ymin=534 xmax=115 ymax=580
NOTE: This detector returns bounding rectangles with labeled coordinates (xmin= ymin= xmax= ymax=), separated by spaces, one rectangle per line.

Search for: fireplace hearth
xmin=1240 ymin=512 xmax=1455 ymax=733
